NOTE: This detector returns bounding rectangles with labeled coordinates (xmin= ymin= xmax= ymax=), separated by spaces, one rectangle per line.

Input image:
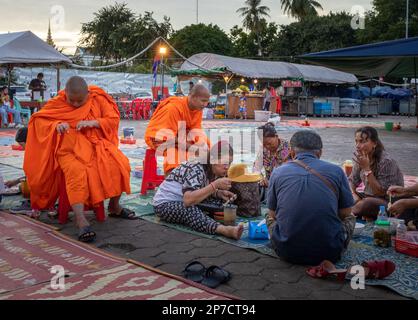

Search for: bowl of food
xmin=353 ymin=222 xmax=365 ymax=236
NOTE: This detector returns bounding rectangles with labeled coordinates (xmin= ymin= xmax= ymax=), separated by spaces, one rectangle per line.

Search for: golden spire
xmin=46 ymin=20 xmax=56 ymax=48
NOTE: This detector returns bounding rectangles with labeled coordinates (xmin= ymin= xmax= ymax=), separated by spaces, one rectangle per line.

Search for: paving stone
xmin=223 ymin=263 xmax=263 ymax=276
xmin=341 ymin=284 xmax=407 ymax=299
xmin=297 ymin=274 xmax=345 ymax=290
xmin=260 ymin=268 xmax=304 ymax=284
xmin=130 ymin=248 xmax=165 ymax=258
xmin=216 ymin=284 xmax=237 ymax=296
xmin=190 ymin=238 xmax=221 ymax=248
xmin=157 ymin=263 xmax=186 ymax=276
xmin=158 ymin=243 xmax=195 ymax=253
xmin=308 ymin=290 xmax=356 ymax=300
xmin=235 ymin=290 xmax=276 ymax=300
xmin=158 ymin=252 xmax=196 ymax=264
xmin=218 ymin=251 xmax=260 ymax=263
xmin=228 ymin=276 xmax=268 ymax=290
xmin=252 ymin=256 xmax=292 ymax=269
xmin=188 ymin=247 xmax=232 ymax=258
xmin=128 ymin=256 xmax=162 ymax=268
xmin=128 ymin=237 xmax=167 ymax=248
xmin=265 ymin=283 xmax=313 ymax=299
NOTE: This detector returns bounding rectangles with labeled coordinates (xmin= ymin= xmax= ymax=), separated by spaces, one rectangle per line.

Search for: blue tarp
xmin=300 ymin=37 xmax=418 ymax=78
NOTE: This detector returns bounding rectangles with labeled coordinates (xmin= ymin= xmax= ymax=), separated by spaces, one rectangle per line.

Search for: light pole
xmin=159 ymin=46 xmax=167 ymax=99
xmin=406 ymin=0 xmax=409 ymax=38
xmin=196 ymin=0 xmax=199 ymax=24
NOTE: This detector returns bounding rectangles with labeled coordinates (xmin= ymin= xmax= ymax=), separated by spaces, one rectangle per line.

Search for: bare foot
xmin=217 ymin=223 xmax=244 ymax=240
xmin=74 ymin=212 xmax=90 ymax=230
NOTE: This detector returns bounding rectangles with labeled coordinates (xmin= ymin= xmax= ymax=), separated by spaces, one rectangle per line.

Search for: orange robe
xmin=145 ymin=96 xmax=208 ymax=173
xmin=23 ymin=86 xmax=131 ymax=209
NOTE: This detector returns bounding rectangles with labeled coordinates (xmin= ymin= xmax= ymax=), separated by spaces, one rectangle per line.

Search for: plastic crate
xmin=399 ymin=99 xmax=416 ymax=115
xmin=314 ymin=102 xmax=332 ymax=116
xmin=395 ymin=238 xmax=418 ymax=257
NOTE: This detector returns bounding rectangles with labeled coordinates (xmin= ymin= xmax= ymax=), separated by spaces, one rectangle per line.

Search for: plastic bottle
xmin=377 ymin=205 xmax=388 ymax=221
xmin=396 ymin=220 xmax=407 ymax=241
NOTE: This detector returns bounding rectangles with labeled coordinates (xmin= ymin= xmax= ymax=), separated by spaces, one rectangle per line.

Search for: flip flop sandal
xmin=182 ymin=261 xmax=206 ymax=283
xmin=201 ymin=265 xmax=231 ymax=289
xmin=78 ymin=226 xmax=96 ymax=243
xmin=108 ymin=208 xmax=138 ymax=220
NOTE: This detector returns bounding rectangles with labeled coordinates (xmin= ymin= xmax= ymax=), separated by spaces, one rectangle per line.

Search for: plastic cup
xmin=223 ymin=204 xmax=237 ymax=226
xmin=343 ymin=160 xmax=353 ymax=177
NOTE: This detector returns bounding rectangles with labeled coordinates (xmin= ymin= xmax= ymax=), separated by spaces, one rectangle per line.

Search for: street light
xmin=159 ymin=47 xmax=167 ymax=99
xmin=406 ymin=0 xmax=409 ymax=38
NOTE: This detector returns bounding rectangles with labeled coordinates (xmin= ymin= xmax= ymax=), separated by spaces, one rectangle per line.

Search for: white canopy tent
xmin=179 ymin=53 xmax=358 ymax=84
xmin=0 ymin=31 xmax=71 ymax=90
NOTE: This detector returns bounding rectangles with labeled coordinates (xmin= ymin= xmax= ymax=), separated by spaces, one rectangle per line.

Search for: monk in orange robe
xmin=145 ymin=84 xmax=210 ymax=174
xmin=24 ymin=76 xmax=135 ymax=242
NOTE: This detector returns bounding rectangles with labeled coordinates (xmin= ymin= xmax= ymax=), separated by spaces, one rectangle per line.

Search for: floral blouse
xmin=253 ymin=139 xmax=291 ymax=180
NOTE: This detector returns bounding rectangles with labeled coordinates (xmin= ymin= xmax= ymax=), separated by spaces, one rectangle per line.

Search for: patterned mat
xmin=0 ymin=212 xmax=236 ymax=300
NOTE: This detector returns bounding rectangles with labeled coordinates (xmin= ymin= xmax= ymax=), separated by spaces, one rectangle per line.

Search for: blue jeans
xmin=0 ymin=105 xmax=22 ymax=125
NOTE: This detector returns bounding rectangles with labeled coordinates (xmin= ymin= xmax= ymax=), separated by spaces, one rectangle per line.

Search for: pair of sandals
xmin=306 ymin=260 xmax=396 ymax=281
xmin=78 ymin=208 xmax=137 ymax=243
xmin=182 ymin=261 xmax=231 ymax=289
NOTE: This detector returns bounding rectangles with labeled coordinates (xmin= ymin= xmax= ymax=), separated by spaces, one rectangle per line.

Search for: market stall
xmin=173 ymin=53 xmax=357 ymax=119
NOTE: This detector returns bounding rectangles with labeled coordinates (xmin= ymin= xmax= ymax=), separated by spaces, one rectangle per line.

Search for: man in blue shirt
xmin=267 ymin=130 xmax=355 ymax=265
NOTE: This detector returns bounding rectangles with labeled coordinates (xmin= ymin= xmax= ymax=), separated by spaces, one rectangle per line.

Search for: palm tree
xmin=280 ymin=0 xmax=323 ymax=20
xmin=236 ymin=0 xmax=271 ymax=56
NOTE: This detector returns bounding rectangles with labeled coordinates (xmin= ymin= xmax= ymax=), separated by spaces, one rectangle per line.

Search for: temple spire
xmin=46 ymin=20 xmax=56 ymax=48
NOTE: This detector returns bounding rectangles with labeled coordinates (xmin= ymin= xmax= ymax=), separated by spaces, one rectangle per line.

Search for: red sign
xmin=281 ymin=80 xmax=302 ymax=88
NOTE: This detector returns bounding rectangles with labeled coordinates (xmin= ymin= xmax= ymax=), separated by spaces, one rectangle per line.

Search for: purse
xmin=230 ymin=181 xmax=261 ymax=218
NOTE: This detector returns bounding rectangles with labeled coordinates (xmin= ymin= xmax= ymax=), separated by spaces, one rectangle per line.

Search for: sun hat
xmin=228 ymin=164 xmax=262 ymax=183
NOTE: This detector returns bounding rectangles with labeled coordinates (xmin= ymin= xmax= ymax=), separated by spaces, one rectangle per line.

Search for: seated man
xmin=145 ymin=84 xmax=210 ymax=175
xmin=388 ymin=184 xmax=418 ymax=230
xmin=267 ymin=131 xmax=355 ymax=265
xmin=24 ymin=76 xmax=135 ymax=242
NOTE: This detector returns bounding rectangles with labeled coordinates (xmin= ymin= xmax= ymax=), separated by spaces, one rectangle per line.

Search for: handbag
xmin=230 ymin=181 xmax=261 ymax=218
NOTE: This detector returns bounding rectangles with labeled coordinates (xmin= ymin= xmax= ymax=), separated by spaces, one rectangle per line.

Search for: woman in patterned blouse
xmin=254 ymin=122 xmax=291 ymax=188
xmin=350 ymin=127 xmax=404 ymax=220
xmin=153 ymin=141 xmax=244 ymax=240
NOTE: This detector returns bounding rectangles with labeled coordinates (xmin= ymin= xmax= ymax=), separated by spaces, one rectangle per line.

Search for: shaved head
xmin=189 ymin=84 xmax=210 ymax=98
xmin=188 ymin=84 xmax=210 ymax=111
xmin=65 ymin=76 xmax=89 ymax=108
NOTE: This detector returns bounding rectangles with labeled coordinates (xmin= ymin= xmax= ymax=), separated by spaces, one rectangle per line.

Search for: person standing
xmin=29 ymin=73 xmax=47 ymax=114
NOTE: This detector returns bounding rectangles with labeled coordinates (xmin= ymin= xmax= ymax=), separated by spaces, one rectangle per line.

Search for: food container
xmin=373 ymin=220 xmax=391 ymax=247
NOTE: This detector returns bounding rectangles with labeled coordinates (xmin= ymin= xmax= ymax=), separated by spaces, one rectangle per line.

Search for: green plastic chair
xmin=13 ymin=98 xmax=31 ymax=124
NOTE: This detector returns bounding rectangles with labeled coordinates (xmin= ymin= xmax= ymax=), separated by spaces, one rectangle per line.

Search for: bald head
xmin=65 ymin=76 xmax=89 ymax=108
xmin=189 ymin=83 xmax=210 ymax=98
xmin=188 ymin=84 xmax=210 ymax=111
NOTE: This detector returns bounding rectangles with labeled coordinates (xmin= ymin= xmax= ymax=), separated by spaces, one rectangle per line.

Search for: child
xmin=239 ymin=91 xmax=247 ymax=120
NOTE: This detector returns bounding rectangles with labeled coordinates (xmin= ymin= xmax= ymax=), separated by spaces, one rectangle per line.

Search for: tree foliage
xmin=271 ymin=12 xmax=357 ymax=59
xmin=280 ymin=0 xmax=323 ymax=20
xmin=356 ymin=0 xmax=418 ymax=44
xmin=236 ymin=0 xmax=271 ymax=56
xmin=169 ymin=24 xmax=233 ymax=57
xmin=80 ymin=3 xmax=172 ymax=64
xmin=230 ymin=21 xmax=279 ymax=58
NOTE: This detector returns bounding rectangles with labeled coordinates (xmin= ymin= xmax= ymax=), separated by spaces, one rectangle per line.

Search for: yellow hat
xmin=228 ymin=164 xmax=262 ymax=183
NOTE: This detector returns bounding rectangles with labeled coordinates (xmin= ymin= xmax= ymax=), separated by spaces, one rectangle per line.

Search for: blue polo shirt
xmin=267 ymin=153 xmax=354 ymax=265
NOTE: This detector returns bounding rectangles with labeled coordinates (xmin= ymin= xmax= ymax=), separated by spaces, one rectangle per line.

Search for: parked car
xmin=133 ymin=90 xmax=153 ymax=100
xmin=10 ymin=85 xmax=31 ymax=101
